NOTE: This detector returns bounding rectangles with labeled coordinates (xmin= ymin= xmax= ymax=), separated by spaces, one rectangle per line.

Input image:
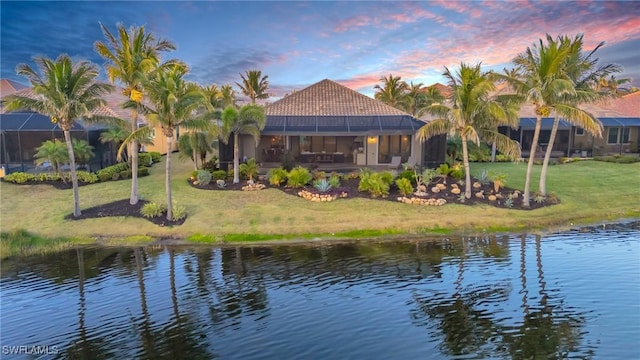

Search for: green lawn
xmin=1 ymin=156 xmax=638 ymax=254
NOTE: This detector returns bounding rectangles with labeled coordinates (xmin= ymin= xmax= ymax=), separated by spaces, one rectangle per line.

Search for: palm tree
xmin=236 ymin=70 xmax=269 ymax=104
xmin=72 ymin=139 xmax=95 ymax=170
xmin=538 ymin=34 xmax=617 ymax=195
xmin=220 ymin=84 xmax=237 ymax=108
xmin=178 ymin=130 xmax=216 ymax=170
xmin=405 ymin=81 xmax=445 ymax=117
xmin=505 ymin=35 xmax=577 ymax=207
xmin=221 ymin=104 xmax=266 ymax=184
xmin=100 ymin=125 xmax=129 ymax=163
xmin=34 ymin=139 xmax=67 ymax=175
xmin=95 ymin=22 xmax=177 ymax=205
xmin=142 ymin=65 xmax=210 ymax=221
xmin=374 ymin=74 xmax=409 ymax=109
xmin=3 ymin=55 xmax=113 ymax=217
xmin=417 ymin=63 xmax=521 ymax=199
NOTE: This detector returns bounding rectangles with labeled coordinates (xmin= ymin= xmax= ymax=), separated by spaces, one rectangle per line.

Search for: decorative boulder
xmin=473 ymin=182 xmax=482 ymax=189
xmin=488 ymin=195 xmax=497 ymax=201
xmin=451 ymin=187 xmax=461 ymax=195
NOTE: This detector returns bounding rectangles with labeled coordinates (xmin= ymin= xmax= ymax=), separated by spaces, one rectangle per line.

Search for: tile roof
xmin=265 ymin=79 xmax=410 ymax=116
xmin=0 ymin=79 xmax=28 ymax=97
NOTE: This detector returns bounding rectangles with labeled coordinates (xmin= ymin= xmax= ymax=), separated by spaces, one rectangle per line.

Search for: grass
xmin=1 ymin=155 xmax=638 ymax=258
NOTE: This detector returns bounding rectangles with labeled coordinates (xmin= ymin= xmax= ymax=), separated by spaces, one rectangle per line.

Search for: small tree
xmin=34 ymin=139 xmax=67 ymax=175
xmin=220 ymin=104 xmax=266 ymax=184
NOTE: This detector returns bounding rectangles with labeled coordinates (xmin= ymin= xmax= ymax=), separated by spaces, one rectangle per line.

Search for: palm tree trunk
xmin=63 ymin=130 xmax=81 ymax=217
xmin=233 ymin=132 xmax=240 ymax=184
xmin=539 ymin=116 xmax=560 ymax=196
xmin=491 ymin=142 xmax=497 ymax=162
xmin=130 ymin=108 xmax=139 ymax=205
xmin=166 ymin=135 xmax=173 ymax=221
xmin=523 ymin=116 xmax=542 ymax=207
xmin=461 ymin=135 xmax=472 ymax=199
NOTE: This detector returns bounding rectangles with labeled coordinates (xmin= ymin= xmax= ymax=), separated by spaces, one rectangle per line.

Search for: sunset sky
xmin=1 ymin=1 xmax=639 ymax=100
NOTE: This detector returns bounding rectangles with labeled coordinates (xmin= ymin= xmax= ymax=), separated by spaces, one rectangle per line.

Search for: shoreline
xmin=4 ymin=217 xmax=638 ymax=260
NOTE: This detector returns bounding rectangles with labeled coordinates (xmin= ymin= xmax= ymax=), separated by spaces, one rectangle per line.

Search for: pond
xmin=1 ymin=222 xmax=639 ymax=359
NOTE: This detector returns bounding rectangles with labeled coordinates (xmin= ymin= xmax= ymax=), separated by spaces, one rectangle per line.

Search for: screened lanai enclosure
xmin=0 ymin=112 xmax=113 ymax=174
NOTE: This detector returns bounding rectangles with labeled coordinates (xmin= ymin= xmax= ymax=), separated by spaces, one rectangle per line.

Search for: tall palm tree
xmin=405 ymin=81 xmax=445 ymax=117
xmin=95 ymin=22 xmax=177 ymax=205
xmin=538 ymin=34 xmax=617 ymax=195
xmin=236 ymin=70 xmax=269 ymax=104
xmin=3 ymin=55 xmax=113 ymax=217
xmin=220 ymin=84 xmax=238 ymax=108
xmin=416 ymin=63 xmax=521 ymax=199
xmin=221 ymin=104 xmax=266 ymax=184
xmin=505 ymin=35 xmax=576 ymax=207
xmin=142 ymin=65 xmax=210 ymax=221
xmin=374 ymin=74 xmax=409 ymax=109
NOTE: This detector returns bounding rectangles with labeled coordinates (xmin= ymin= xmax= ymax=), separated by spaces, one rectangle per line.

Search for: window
xmin=378 ymin=135 xmax=411 ymax=163
xmin=607 ymin=127 xmax=630 ymax=144
xmin=575 ymin=127 xmax=584 ymax=136
xmin=607 ymin=128 xmax=619 ymax=144
xmin=622 ymin=127 xmax=630 ymax=144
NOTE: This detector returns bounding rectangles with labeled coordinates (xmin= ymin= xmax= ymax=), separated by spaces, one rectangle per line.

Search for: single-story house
xmin=220 ymin=79 xmax=445 ymax=169
xmin=501 ymin=93 xmax=640 ymax=157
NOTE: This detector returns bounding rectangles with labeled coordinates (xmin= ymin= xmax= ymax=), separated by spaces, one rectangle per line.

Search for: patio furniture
xmin=388 ymin=156 xmax=402 ymax=169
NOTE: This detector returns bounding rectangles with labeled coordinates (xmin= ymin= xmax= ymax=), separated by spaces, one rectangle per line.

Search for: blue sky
xmin=1 ymin=1 xmax=639 ymax=100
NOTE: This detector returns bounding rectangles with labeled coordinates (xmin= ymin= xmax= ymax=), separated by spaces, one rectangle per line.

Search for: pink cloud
xmin=334 ymin=15 xmax=374 ymax=32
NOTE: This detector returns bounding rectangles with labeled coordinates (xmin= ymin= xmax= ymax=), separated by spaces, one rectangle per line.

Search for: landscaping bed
xmin=64 ymin=199 xmax=186 ymax=227
xmin=188 ymin=176 xmax=557 ymax=210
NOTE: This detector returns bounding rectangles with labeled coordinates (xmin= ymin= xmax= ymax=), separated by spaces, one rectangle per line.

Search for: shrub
xmin=281 ymin=151 xmax=297 ymax=171
xmin=328 ymin=174 xmax=341 ymax=188
xmin=312 ymin=170 xmax=326 ymax=180
xmin=594 ymin=155 xmax=640 ymax=164
xmin=140 ymin=202 xmax=166 ymax=218
xmin=495 ymin=154 xmax=510 ymax=162
xmin=417 ymin=168 xmax=438 ymax=186
xmin=379 ymin=171 xmax=394 ymax=185
xmin=120 ymin=169 xmax=133 ymax=179
xmin=343 ymin=171 xmax=359 ymax=180
xmin=397 ymin=170 xmax=417 ymax=186
xmin=96 ymin=163 xmax=129 ymax=182
xmin=76 ymin=171 xmax=98 ymax=184
xmin=436 ymin=163 xmax=452 ymax=176
xmin=449 ymin=163 xmax=464 ymax=179
xmin=313 ymin=178 xmax=332 ymax=193
xmin=171 ymin=203 xmax=187 ymax=220
xmin=138 ymin=153 xmax=153 ymax=167
xmin=359 ymin=171 xmax=390 ymax=197
xmin=202 ymin=158 xmax=218 ymax=171
xmin=36 ymin=173 xmax=62 ymax=182
xmin=467 ymin=142 xmax=491 ymax=162
xmin=3 ymin=172 xmax=35 ymax=184
xmin=212 ymin=170 xmax=227 ymax=180
xmin=149 ymin=151 xmax=162 ymax=163
xmin=196 ymin=170 xmax=212 ymax=186
xmin=287 ymin=166 xmax=312 ymax=188
xmin=396 ymin=177 xmax=413 ymax=196
xmin=268 ymin=167 xmax=288 ymax=187
xmin=137 ymin=167 xmax=150 ymax=177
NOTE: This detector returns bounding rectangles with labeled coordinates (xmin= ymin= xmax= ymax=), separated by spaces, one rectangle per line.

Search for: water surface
xmin=1 ymin=222 xmax=639 ymax=359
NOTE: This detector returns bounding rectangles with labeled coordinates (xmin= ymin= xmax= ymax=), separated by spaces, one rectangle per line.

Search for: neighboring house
xmin=0 ymin=81 xmax=177 ymax=174
xmin=221 ymin=79 xmax=445 ymax=169
xmin=501 ymin=93 xmax=640 ymax=157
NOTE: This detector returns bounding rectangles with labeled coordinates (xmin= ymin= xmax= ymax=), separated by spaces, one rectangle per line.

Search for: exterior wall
xmin=240 ymin=134 xmax=257 ymax=160
xmin=572 ymin=126 xmax=639 ymax=155
xmin=144 ymin=124 xmax=179 ymax=155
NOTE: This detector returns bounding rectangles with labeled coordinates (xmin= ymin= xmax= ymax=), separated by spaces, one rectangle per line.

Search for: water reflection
xmin=1 ymin=223 xmax=638 ymax=359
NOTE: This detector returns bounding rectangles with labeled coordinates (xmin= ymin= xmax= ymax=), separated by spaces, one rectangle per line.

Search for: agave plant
xmin=313 ymin=178 xmax=332 ymax=193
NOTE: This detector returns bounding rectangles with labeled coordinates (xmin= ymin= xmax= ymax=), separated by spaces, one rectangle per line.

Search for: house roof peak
xmin=266 ymin=78 xmax=410 ymax=117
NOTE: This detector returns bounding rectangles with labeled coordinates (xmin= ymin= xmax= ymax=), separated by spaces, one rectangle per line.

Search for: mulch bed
xmin=64 ymin=199 xmax=187 ymax=227
xmin=189 ymin=177 xmax=557 ymax=210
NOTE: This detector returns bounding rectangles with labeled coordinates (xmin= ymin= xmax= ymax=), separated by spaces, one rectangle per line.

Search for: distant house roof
xmin=264 ymin=79 xmax=422 ymax=134
xmin=426 ymin=83 xmax=452 ymax=98
xmin=0 ymin=79 xmax=28 ymax=97
xmin=0 ymin=112 xmax=88 ymax=132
